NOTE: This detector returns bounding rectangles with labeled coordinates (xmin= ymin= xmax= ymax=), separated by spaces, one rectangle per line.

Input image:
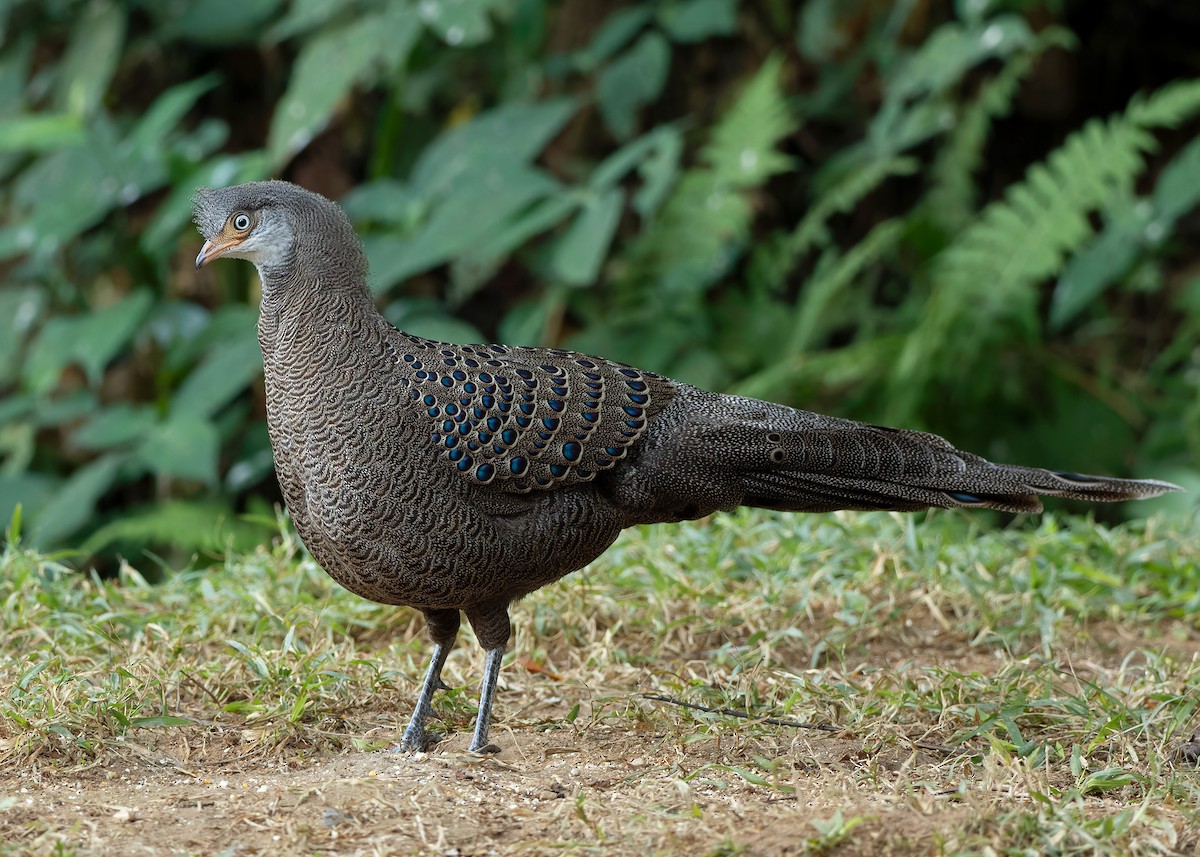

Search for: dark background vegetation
xmin=1 ymin=0 xmax=1198 ymax=567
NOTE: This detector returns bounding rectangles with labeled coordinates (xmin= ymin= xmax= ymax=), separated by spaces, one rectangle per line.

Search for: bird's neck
xmin=256 ymin=260 xmax=381 ymax=363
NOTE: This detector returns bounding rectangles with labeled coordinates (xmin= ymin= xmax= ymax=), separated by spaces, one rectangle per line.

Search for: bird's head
xmin=193 ymin=180 xmax=366 ymax=290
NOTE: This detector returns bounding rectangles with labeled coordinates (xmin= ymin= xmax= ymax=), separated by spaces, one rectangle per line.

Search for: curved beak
xmin=195 ymin=237 xmax=242 ymax=270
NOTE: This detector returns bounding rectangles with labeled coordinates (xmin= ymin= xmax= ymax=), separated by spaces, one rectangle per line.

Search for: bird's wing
xmin=395 ymin=339 xmax=675 ymax=492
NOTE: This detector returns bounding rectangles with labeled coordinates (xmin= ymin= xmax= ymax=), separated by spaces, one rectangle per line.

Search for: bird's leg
xmin=398 ymin=643 xmax=452 ymax=751
xmin=465 ymin=603 xmax=511 ymax=755
xmin=397 ymin=608 xmax=460 ymax=752
xmin=467 ymin=645 xmax=506 ymax=754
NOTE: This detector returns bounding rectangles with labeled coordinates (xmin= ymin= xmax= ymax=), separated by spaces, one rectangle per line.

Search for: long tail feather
xmin=682 ymin=392 xmax=1183 ymax=515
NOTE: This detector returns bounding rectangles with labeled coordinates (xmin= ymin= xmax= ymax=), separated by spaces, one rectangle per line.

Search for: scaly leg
xmin=397 ymin=608 xmax=460 ymax=752
xmin=465 ymin=602 xmax=511 ymax=754
xmin=467 ymin=645 xmax=505 ymax=754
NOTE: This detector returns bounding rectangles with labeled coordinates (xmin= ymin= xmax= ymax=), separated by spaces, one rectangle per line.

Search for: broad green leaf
xmin=54 ymin=0 xmax=126 ymax=118
xmin=1150 ymin=134 xmax=1200 ymax=223
xmin=81 ymin=500 xmax=273 ymax=555
xmin=124 ymin=75 xmax=220 ymax=166
xmin=1051 ymin=135 xmax=1200 ymax=331
xmin=0 ymin=83 xmax=206 ymax=259
xmin=419 ymin=0 xmax=502 ymax=47
xmin=0 ymin=390 xmax=33 ymax=422
xmin=497 ymin=296 xmax=558 ymax=347
xmin=162 ymin=304 xmax=260 ymax=372
xmin=342 ymin=179 xmax=423 ymax=226
xmin=634 ymin=126 xmax=683 ymax=216
xmin=1049 ymin=206 xmax=1146 ymax=330
xmin=171 ymin=336 xmax=264 ymax=419
xmin=0 ymin=473 xmax=56 ymax=538
xmin=451 ymin=193 xmax=579 ymax=300
xmin=22 ymin=291 xmax=155 ymax=394
xmin=597 ymin=31 xmax=671 ymax=140
xmin=550 ymin=188 xmax=625 ymax=286
xmin=0 ymin=114 xmax=85 ymax=152
xmin=266 ymin=0 xmax=343 ymax=42
xmin=34 ymin=391 xmax=99 ymax=428
xmin=158 ymin=0 xmax=284 ymax=45
xmin=269 ymin=5 xmax=422 ymax=164
xmin=91 ymin=78 xmax=226 ymax=212
xmin=796 ymin=0 xmax=848 ymax=61
xmin=465 ymin=194 xmax=579 ymax=260
xmin=410 ymin=99 xmax=579 ymax=195
xmin=887 ymin=16 xmax=1034 ymax=102
xmin=72 ymin=404 xmax=159 ymax=451
xmin=0 ymin=37 xmax=33 ymax=115
xmin=590 ymin=126 xmax=680 ymax=192
xmin=0 ymin=419 xmax=35 ymax=476
xmin=0 ymin=287 xmax=44 ymax=383
xmin=30 ymin=454 xmax=121 ymax=548
xmin=367 ymin=165 xmax=562 ymax=291
xmin=658 ymin=0 xmax=737 ymax=43
xmin=572 ymin=7 xmax=653 ymax=73
xmin=0 ymin=142 xmax=115 ymax=260
xmin=381 ymin=309 xmax=485 ymax=345
xmin=137 ymin=417 xmax=221 ymax=484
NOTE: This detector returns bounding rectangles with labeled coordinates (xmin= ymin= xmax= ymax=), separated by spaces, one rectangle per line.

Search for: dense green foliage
xmin=1 ymin=0 xmax=1198 ymax=560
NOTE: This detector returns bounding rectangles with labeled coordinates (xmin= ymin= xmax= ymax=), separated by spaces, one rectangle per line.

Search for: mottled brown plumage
xmin=193 ymin=180 xmax=1180 ymax=754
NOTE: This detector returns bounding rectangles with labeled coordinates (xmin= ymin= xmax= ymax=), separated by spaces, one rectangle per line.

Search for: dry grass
xmin=2 ymin=507 xmax=1199 ymax=855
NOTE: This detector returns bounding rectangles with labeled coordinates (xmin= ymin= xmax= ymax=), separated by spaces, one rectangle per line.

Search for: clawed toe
xmin=393 ymin=728 xmax=442 ymax=753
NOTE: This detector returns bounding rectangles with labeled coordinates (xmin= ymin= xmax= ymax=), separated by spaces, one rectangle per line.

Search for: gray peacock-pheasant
xmin=193 ymin=180 xmax=1180 ymax=755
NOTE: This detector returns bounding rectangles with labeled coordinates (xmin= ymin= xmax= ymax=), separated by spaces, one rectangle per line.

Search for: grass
xmin=2 ymin=507 xmax=1199 ymax=855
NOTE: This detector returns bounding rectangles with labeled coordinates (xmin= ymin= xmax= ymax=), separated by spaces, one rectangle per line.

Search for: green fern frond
xmin=1126 ymin=78 xmax=1200 ymax=126
xmin=744 ymin=155 xmax=916 ymax=299
xmin=888 ymin=77 xmax=1200 ymax=424
xmin=702 ymin=54 xmax=795 ymax=187
xmin=623 ymin=54 xmax=797 ymax=296
xmin=793 ymin=156 xmax=917 ymax=259
xmin=789 ymin=219 xmax=905 ymax=355
xmin=886 ymin=15 xmax=1036 ymax=103
xmin=1051 ymin=133 xmax=1200 ymax=329
xmin=737 ymin=219 xmax=904 ymax=400
xmin=927 ymin=27 xmax=1075 ymax=233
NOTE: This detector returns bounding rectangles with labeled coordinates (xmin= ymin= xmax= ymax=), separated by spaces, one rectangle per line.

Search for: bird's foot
xmin=392 ymin=726 xmax=443 ymax=754
xmin=467 ymin=740 xmax=501 ymax=755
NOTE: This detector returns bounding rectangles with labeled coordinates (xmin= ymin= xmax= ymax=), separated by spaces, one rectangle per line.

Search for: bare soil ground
xmin=5 ymin=622 xmax=1197 ymax=857
xmin=1 ymin=714 xmax=988 ymax=856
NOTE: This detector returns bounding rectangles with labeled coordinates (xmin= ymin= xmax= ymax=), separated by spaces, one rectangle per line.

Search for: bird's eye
xmin=232 ymin=212 xmax=252 ymax=231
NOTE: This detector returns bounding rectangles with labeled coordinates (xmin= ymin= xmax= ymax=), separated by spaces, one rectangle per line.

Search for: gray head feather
xmin=192 ymin=180 xmax=342 ymax=237
xmin=192 ymin=180 xmax=368 ymax=291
